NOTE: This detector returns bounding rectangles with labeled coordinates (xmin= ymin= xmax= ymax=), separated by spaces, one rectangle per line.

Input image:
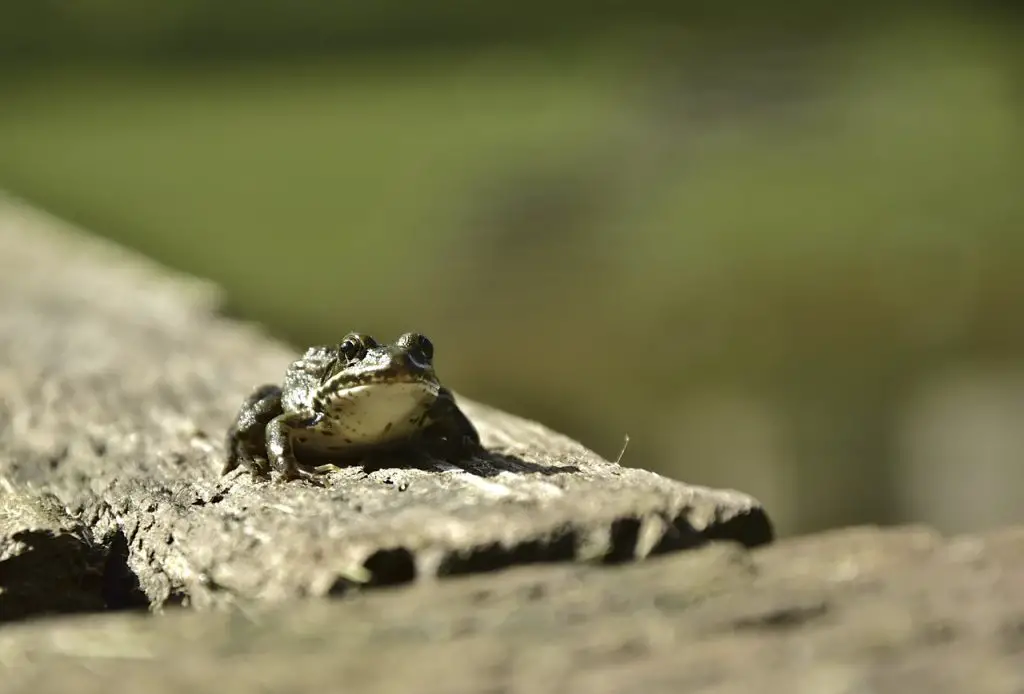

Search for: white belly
xmin=307 ymin=382 xmax=436 ymax=450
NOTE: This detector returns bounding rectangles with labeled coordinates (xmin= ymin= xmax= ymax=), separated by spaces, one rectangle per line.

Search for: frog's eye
xmin=339 ymin=336 xmax=367 ymax=362
xmin=414 ymin=335 xmax=434 ymax=361
xmin=397 ymin=332 xmax=433 ymax=363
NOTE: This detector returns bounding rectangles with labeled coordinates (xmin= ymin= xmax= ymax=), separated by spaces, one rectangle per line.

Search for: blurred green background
xmin=2 ymin=2 xmax=1022 ymax=537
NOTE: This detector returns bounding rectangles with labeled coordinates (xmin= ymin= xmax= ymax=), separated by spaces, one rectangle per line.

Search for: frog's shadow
xmin=359 ymin=449 xmax=580 ymax=478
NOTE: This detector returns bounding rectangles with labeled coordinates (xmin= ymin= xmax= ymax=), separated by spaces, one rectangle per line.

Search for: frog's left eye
xmin=414 ymin=334 xmax=434 ymax=361
xmin=398 ymin=332 xmax=433 ymax=363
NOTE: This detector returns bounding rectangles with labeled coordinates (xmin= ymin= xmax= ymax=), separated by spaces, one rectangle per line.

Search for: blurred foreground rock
xmin=2 ymin=525 xmax=1023 ymax=694
xmin=0 ymin=194 xmax=1020 ymax=693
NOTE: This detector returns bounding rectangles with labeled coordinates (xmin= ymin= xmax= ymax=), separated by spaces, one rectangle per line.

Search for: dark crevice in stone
xmin=0 ymin=530 xmax=107 ymax=623
xmin=334 ymin=535 xmax=585 ymax=596
xmin=100 ymin=528 xmax=150 ymax=612
xmin=325 ymin=511 xmax=771 ymax=600
xmin=164 ymin=590 xmax=190 ymax=608
xmin=0 ymin=521 xmax=154 ymax=623
xmin=649 ymin=519 xmax=711 ymax=557
xmin=701 ymin=508 xmax=775 ymax=549
xmin=363 ymin=547 xmax=418 ymax=587
xmin=602 ymin=517 xmax=642 ymax=564
xmin=328 ymin=548 xmax=419 ymax=597
xmin=437 ymin=531 xmax=579 ymax=577
xmin=191 ymin=492 xmax=225 ymax=507
xmin=324 ymin=513 xmax=767 ymax=600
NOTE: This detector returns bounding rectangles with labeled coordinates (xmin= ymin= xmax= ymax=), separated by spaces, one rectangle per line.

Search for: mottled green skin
xmin=223 ymin=332 xmax=480 ymax=481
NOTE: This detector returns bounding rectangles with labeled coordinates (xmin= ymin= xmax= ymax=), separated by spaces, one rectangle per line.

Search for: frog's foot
xmin=421 ymin=389 xmax=483 ymax=462
xmin=220 ymin=448 xmax=272 ymax=482
xmin=424 ymin=433 xmax=484 ymax=464
xmin=223 ymin=384 xmax=283 ymax=477
xmin=266 ymin=413 xmax=327 ymax=484
xmin=272 ymin=466 xmax=328 ymax=487
xmin=315 ymin=455 xmax=383 ymax=475
xmin=245 ymin=457 xmax=272 ymax=481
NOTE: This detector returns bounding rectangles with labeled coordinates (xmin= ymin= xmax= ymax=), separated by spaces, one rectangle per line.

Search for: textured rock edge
xmin=0 ymin=192 xmax=773 ymax=621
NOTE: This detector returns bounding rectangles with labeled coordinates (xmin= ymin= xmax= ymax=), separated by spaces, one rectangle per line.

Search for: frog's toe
xmin=248 ymin=467 xmax=271 ymax=482
xmin=237 ymin=456 xmax=271 ymax=480
xmin=273 ymin=466 xmax=328 ymax=487
xmin=434 ymin=435 xmax=482 ymax=462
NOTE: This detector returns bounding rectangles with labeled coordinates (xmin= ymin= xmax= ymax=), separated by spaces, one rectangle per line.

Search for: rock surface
xmin=0 ymin=193 xmax=770 ymax=617
xmin=1 ymin=194 xmax=1021 ymax=693
xmin=1 ymin=525 xmax=1022 ymax=694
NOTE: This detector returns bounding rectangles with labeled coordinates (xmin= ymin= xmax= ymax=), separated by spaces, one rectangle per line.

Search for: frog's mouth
xmin=334 ymin=376 xmax=440 ymax=397
xmin=323 ymin=367 xmax=439 ymax=392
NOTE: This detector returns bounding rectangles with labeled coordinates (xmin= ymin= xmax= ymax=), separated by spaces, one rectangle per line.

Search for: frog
xmin=222 ymin=331 xmax=481 ymax=481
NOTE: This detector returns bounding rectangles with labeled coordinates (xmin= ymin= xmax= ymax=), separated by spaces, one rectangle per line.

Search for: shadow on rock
xmin=356 ymin=449 xmax=581 ymax=478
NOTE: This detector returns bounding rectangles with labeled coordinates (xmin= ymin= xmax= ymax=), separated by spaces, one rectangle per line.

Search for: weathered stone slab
xmin=0 ymin=525 xmax=1021 ymax=694
xmin=0 ymin=193 xmax=772 ymax=617
xmin=0 ymin=488 xmax=108 ymax=620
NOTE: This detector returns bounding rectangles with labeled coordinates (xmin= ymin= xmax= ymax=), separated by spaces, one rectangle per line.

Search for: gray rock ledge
xmin=0 ymin=194 xmax=772 ymax=618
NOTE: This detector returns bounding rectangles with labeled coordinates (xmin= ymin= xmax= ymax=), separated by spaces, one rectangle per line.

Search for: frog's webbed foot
xmin=312 ymin=463 xmax=340 ymax=474
xmin=421 ymin=388 xmax=483 ymax=460
xmin=271 ymin=467 xmax=328 ymax=487
xmin=223 ymin=384 xmax=283 ymax=479
xmin=265 ymin=410 xmax=331 ymax=484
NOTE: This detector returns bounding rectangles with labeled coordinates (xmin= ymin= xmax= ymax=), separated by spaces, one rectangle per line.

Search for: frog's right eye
xmin=339 ymin=337 xmax=366 ymax=362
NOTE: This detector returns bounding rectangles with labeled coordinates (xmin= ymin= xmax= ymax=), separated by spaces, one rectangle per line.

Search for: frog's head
xmin=312 ymin=332 xmax=442 ymax=421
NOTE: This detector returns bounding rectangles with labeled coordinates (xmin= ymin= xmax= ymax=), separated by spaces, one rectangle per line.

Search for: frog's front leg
xmin=223 ymin=384 xmax=283 ymax=478
xmin=265 ymin=411 xmax=323 ymax=482
xmin=421 ymin=388 xmax=482 ymax=458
